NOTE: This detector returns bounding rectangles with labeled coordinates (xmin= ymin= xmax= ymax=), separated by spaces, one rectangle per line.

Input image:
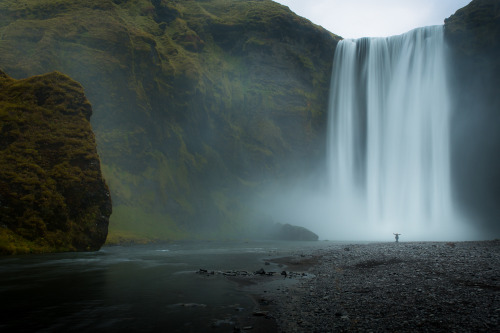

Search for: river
xmin=0 ymin=240 xmax=333 ymax=332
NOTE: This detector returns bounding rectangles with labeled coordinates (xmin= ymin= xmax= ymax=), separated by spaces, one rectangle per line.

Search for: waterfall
xmin=327 ymin=26 xmax=466 ymax=240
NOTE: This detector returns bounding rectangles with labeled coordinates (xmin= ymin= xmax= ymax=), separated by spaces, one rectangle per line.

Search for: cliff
xmin=0 ymin=70 xmax=112 ymax=254
xmin=0 ymin=0 xmax=340 ymax=242
xmin=445 ymin=0 xmax=500 ymax=234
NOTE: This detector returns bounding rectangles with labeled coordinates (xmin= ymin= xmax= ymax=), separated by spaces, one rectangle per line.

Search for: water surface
xmin=0 ymin=240 xmax=331 ymax=332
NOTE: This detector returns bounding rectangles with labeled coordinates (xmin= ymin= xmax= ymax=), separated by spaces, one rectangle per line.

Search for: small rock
xmin=253 ymin=311 xmax=268 ymax=317
xmin=255 ymin=268 xmax=266 ymax=275
xmin=259 ymin=299 xmax=270 ymax=306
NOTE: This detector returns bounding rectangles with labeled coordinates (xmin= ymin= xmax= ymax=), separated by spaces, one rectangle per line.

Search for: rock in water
xmin=0 ymin=70 xmax=112 ymax=254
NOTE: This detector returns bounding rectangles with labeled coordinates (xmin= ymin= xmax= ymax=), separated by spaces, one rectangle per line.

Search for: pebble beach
xmin=230 ymin=240 xmax=500 ymax=332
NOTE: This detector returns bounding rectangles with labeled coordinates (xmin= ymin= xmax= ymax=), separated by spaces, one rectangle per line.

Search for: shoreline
xmin=229 ymin=240 xmax=500 ymax=332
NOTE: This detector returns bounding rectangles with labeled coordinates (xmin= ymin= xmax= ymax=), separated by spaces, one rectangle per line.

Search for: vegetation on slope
xmin=0 ymin=70 xmax=112 ymax=254
xmin=0 ymin=0 xmax=340 ymax=242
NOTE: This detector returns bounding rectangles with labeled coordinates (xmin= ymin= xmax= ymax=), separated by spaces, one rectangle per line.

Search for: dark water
xmin=0 ymin=240 xmax=331 ymax=332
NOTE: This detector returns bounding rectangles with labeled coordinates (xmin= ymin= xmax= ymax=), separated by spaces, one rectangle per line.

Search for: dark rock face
xmin=445 ymin=0 xmax=500 ymax=56
xmin=0 ymin=0 xmax=340 ymax=242
xmin=267 ymin=223 xmax=319 ymax=241
xmin=0 ymin=70 xmax=112 ymax=254
xmin=445 ymin=0 xmax=500 ymax=236
xmin=277 ymin=223 xmax=319 ymax=241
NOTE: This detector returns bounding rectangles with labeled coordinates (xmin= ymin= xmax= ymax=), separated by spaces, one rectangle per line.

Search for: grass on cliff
xmin=105 ymin=206 xmax=187 ymax=245
xmin=0 ymin=0 xmax=339 ymax=243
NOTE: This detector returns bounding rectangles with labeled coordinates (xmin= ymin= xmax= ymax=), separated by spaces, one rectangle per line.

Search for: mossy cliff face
xmin=0 ymin=70 xmax=112 ymax=254
xmin=445 ymin=0 xmax=500 ymax=234
xmin=0 ymin=0 xmax=339 ymax=242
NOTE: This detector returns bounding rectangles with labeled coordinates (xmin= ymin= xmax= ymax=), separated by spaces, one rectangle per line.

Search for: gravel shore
xmin=236 ymin=240 xmax=500 ymax=332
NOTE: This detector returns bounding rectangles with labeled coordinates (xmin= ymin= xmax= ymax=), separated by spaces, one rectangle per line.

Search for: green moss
xmin=0 ymin=70 xmax=111 ymax=254
xmin=0 ymin=0 xmax=340 ymax=243
xmin=0 ymin=224 xmax=76 ymax=255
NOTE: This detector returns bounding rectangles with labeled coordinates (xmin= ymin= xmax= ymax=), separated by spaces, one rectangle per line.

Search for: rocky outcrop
xmin=272 ymin=223 xmax=319 ymax=241
xmin=253 ymin=222 xmax=319 ymax=241
xmin=0 ymin=70 xmax=111 ymax=254
xmin=0 ymin=0 xmax=339 ymax=242
xmin=444 ymin=0 xmax=500 ymax=235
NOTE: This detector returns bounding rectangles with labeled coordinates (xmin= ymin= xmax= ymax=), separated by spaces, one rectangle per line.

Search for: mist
xmin=250 ymin=25 xmax=497 ymax=242
xmin=448 ymin=27 xmax=500 ymax=238
xmin=252 ymin=176 xmax=483 ymax=242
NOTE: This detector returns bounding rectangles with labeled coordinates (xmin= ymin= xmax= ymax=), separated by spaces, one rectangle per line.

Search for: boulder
xmin=270 ymin=223 xmax=319 ymax=241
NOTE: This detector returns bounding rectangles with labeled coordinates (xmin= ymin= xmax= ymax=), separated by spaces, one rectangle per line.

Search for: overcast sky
xmin=273 ymin=0 xmax=471 ymax=39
